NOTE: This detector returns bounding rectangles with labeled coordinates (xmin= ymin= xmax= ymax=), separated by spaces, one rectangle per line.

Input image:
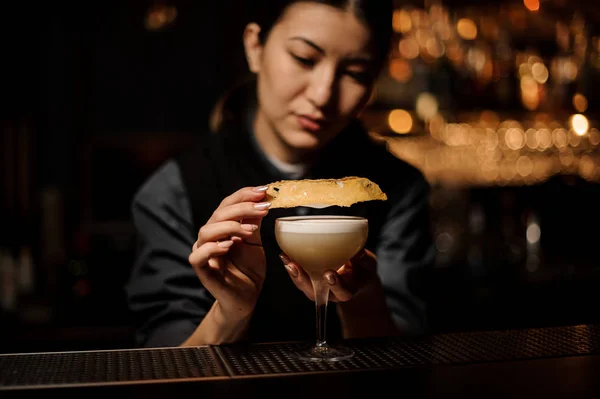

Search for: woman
xmin=125 ymin=0 xmax=436 ymax=348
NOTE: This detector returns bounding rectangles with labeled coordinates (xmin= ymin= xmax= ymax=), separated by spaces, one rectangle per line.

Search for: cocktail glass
xmin=274 ymin=215 xmax=368 ymax=361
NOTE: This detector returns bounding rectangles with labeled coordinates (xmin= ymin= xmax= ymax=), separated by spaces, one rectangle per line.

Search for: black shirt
xmin=125 ymin=84 xmax=436 ymax=348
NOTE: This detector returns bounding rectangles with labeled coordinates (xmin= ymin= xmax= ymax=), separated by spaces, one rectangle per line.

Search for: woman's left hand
xmin=280 ymin=248 xmax=378 ymax=303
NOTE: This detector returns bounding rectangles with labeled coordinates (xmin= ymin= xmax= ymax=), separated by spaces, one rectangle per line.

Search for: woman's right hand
xmin=188 ymin=186 xmax=271 ymax=322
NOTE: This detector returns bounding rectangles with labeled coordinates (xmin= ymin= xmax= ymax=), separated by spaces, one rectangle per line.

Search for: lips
xmin=296 ymin=115 xmax=325 ymax=132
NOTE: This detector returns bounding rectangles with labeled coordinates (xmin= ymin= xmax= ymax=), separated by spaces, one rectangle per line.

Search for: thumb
xmin=351 ymin=248 xmax=377 ymax=272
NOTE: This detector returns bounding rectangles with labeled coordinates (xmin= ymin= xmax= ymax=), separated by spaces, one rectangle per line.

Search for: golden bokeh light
xmin=428 ymin=113 xmax=446 ymax=140
xmin=571 ymin=114 xmax=589 ymax=136
xmin=589 ymin=129 xmax=600 ymax=146
xmin=552 ymin=128 xmax=569 ymax=148
xmin=392 ymin=9 xmax=412 ymax=33
xmin=145 ymin=4 xmax=177 ymax=31
xmin=457 ymin=18 xmax=478 ymax=40
xmin=425 ymin=38 xmax=446 ymax=58
xmin=388 ymin=110 xmax=414 ymax=134
xmin=572 ymin=93 xmax=588 ymax=113
xmin=525 ymin=129 xmax=538 ymax=149
xmin=524 ymin=0 xmax=540 ymax=12
xmin=536 ymin=129 xmax=553 ymax=150
xmin=398 ymin=37 xmax=420 ymax=59
xmin=517 ymin=156 xmax=534 ymax=177
xmin=505 ymin=128 xmax=525 ymax=150
xmin=416 ymin=93 xmax=439 ymax=121
xmin=376 ymin=3 xmax=600 ymax=188
xmin=520 ymin=76 xmax=540 ymax=110
xmin=531 ymin=62 xmax=549 ymax=84
xmin=389 ymin=59 xmax=413 ymax=83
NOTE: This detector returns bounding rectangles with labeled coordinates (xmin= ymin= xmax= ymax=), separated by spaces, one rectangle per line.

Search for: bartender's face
xmin=244 ymin=2 xmax=378 ymax=163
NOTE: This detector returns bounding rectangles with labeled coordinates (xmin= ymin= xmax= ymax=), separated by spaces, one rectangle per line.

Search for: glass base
xmin=289 ymin=343 xmax=355 ymax=362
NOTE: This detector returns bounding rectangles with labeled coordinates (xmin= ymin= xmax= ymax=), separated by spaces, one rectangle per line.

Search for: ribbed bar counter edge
xmin=2 ymin=324 xmax=600 ymax=398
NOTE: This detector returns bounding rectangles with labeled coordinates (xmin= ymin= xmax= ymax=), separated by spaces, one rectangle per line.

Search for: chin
xmin=283 ymin=130 xmax=324 ymax=151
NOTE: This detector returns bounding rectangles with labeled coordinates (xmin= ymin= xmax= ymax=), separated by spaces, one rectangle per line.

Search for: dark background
xmin=2 ymin=0 xmax=599 ymax=353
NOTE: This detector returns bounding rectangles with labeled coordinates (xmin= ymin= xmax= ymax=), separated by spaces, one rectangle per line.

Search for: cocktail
xmin=275 ymin=215 xmax=368 ymax=361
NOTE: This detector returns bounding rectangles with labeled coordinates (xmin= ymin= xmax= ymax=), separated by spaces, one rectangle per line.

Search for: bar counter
xmin=2 ymin=323 xmax=600 ymax=398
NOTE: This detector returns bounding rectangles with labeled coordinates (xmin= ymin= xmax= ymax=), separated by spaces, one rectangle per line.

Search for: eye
xmin=291 ymin=54 xmax=316 ymax=67
xmin=344 ymin=70 xmax=370 ymax=84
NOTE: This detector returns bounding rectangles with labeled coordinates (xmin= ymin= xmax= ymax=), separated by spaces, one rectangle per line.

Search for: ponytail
xmin=208 ymin=75 xmax=257 ymax=133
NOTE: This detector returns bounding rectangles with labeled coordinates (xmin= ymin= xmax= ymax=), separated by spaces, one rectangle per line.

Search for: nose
xmin=306 ymin=67 xmax=336 ymax=109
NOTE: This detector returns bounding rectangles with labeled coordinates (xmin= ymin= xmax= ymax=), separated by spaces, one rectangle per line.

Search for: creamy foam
xmin=275 ymin=216 xmax=367 ymax=234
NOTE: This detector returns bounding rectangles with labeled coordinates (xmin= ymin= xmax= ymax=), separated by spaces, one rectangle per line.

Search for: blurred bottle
xmin=467 ymin=201 xmax=485 ymax=276
xmin=1 ymin=126 xmax=18 ymax=314
xmin=18 ymin=246 xmax=34 ymax=295
xmin=525 ymin=210 xmax=541 ymax=273
xmin=16 ymin=123 xmax=36 ymax=296
xmin=0 ymin=247 xmax=17 ymax=313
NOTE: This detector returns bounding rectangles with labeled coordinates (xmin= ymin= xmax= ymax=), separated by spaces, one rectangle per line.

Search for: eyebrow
xmin=289 ymin=36 xmax=373 ymax=65
xmin=290 ymin=37 xmax=325 ymax=53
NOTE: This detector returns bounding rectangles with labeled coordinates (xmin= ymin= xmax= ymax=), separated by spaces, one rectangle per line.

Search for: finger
xmin=241 ymin=216 xmax=263 ymax=246
xmin=197 ymin=221 xmax=259 ymax=244
xmin=208 ymin=257 xmax=221 ymax=271
xmin=340 ymin=248 xmax=378 ymax=282
xmin=218 ymin=186 xmax=268 ymax=208
xmin=324 ymin=270 xmax=353 ymax=302
xmin=350 ymin=248 xmax=377 ymax=272
xmin=210 ymin=201 xmax=271 ymax=224
xmin=336 ymin=248 xmax=376 ymax=279
xmin=196 ymin=257 xmax=228 ymax=296
xmin=280 ymin=254 xmax=314 ymax=300
xmin=188 ymin=240 xmax=234 ymax=268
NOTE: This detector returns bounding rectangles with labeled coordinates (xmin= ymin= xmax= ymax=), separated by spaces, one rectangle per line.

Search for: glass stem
xmin=312 ymin=278 xmax=330 ymax=348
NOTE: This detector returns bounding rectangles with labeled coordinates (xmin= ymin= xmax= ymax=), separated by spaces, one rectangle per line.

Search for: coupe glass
xmin=275 ymin=215 xmax=368 ymax=361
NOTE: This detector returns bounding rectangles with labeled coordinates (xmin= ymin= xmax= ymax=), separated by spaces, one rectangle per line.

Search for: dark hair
xmin=252 ymin=0 xmax=393 ymax=68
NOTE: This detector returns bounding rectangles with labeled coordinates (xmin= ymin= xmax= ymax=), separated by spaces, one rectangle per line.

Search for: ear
xmin=243 ymin=23 xmax=263 ymax=74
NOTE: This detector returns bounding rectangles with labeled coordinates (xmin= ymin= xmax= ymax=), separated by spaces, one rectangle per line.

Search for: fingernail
xmin=254 ymin=202 xmax=271 ymax=210
xmin=218 ymin=240 xmax=234 ymax=248
xmin=279 ymin=253 xmax=290 ymax=265
xmin=253 ymin=186 xmax=269 ymax=192
xmin=326 ymin=274 xmax=336 ymax=285
xmin=241 ymin=224 xmax=259 ymax=231
xmin=284 ymin=264 xmax=298 ymax=277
